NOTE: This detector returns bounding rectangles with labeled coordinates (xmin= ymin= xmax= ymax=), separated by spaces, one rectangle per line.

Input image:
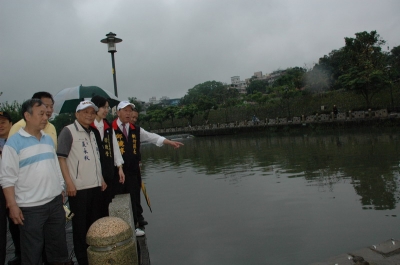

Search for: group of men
xmin=0 ymin=92 xmax=183 ymax=265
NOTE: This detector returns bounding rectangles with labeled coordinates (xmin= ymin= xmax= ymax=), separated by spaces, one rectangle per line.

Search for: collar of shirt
xmin=117 ymin=118 xmax=129 ymax=132
xmin=76 ymin=121 xmax=92 ymax=134
xmin=18 ymin=127 xmax=46 ymax=139
xmin=94 ymin=119 xmax=104 ymax=130
xmin=94 ymin=119 xmax=105 ymax=140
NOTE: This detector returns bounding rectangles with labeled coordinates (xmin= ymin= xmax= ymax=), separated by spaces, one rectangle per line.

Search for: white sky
xmin=1 ymin=0 xmax=399 ymax=104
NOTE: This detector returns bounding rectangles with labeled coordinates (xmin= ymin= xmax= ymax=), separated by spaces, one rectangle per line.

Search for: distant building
xmin=230 ymin=76 xmax=247 ymax=94
xmin=253 ymin=71 xmax=263 ymax=79
xmin=159 ymin=96 xmax=180 ymax=106
xmin=267 ymin=70 xmax=286 ymax=84
xmin=162 ymin=98 xmax=180 ymax=106
xmin=245 ymin=70 xmax=287 ymax=86
xmin=149 ymin=96 xmax=158 ymax=104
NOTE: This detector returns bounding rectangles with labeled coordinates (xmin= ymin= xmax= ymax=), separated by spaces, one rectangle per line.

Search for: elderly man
xmin=0 ymin=111 xmax=13 ymax=265
xmin=9 ymin=91 xmax=57 ymax=147
xmin=57 ymin=100 xmax=107 ymax=265
xmin=0 ymin=99 xmax=71 ymax=265
xmin=6 ymin=91 xmax=57 ymax=265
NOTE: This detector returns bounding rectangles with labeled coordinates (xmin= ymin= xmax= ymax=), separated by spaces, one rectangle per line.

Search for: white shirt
xmin=116 ymin=118 xmax=165 ymax=146
xmin=94 ymin=119 xmax=105 ymax=140
xmin=140 ymin=127 xmax=165 ymax=146
xmin=94 ymin=119 xmax=124 ymax=167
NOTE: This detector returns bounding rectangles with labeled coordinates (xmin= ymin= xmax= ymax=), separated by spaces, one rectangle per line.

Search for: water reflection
xmin=140 ymin=130 xmax=400 ymax=264
xmin=142 ymin=131 xmax=400 ymax=210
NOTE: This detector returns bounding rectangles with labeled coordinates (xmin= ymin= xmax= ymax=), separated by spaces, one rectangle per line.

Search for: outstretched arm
xmin=163 ymin=139 xmax=184 ymax=149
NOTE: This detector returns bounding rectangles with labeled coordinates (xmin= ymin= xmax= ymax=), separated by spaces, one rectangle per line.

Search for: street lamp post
xmin=101 ymin=32 xmax=122 ymax=97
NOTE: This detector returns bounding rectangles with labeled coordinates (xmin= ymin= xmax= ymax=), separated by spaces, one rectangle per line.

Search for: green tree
xmin=388 ymin=45 xmax=400 ymax=80
xmin=338 ymin=30 xmax=389 ymax=108
xmin=274 ymin=86 xmax=301 ymax=117
xmin=128 ymin=97 xmax=144 ymax=112
xmin=52 ymin=113 xmax=75 ymax=135
xmin=221 ymin=98 xmax=241 ymax=123
xmin=246 ymin=79 xmax=267 ymax=95
xmin=244 ymin=92 xmax=268 ymax=106
xmin=0 ymin=101 xmax=23 ymax=124
xmin=272 ymin=67 xmax=306 ymax=89
xmin=176 ymin=104 xmax=198 ymax=126
xmin=180 ymin=81 xmax=230 ymax=106
xmin=146 ymin=103 xmax=163 ymax=112
xmin=148 ymin=109 xmax=167 ymax=128
xmin=140 ymin=113 xmax=153 ymax=129
xmin=197 ymin=96 xmax=217 ymax=122
xmin=165 ymin=106 xmax=179 ymax=126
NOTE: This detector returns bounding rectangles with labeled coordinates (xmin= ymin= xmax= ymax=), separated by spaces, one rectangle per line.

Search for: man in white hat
xmin=111 ymin=101 xmax=146 ymax=237
xmin=57 ymin=100 xmax=107 ymax=265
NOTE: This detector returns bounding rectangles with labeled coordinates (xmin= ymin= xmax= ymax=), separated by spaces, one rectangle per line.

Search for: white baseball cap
xmin=117 ymin=101 xmax=136 ymax=111
xmin=76 ymin=100 xmax=99 ymax=112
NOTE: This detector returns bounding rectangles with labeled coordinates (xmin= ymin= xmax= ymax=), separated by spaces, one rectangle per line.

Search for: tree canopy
xmin=338 ymin=30 xmax=389 ymax=107
xmin=180 ymin=81 xmax=229 ymax=106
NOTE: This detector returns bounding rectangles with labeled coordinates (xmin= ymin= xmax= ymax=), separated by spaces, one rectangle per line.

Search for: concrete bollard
xmin=87 ymin=217 xmax=138 ymax=265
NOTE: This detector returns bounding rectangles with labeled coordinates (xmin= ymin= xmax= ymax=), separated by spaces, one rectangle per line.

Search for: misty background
xmin=1 ymin=0 xmax=399 ymax=103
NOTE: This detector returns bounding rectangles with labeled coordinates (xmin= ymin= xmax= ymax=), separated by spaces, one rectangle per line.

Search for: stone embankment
xmin=311 ymin=238 xmax=400 ymax=265
xmin=151 ymin=109 xmax=400 ymax=137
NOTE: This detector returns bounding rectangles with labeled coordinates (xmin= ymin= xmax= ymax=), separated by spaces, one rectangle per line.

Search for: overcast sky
xmin=1 ymin=0 xmax=399 ymax=105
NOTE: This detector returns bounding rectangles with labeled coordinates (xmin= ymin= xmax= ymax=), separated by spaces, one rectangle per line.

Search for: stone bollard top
xmin=86 ymin=217 xmax=133 ymax=247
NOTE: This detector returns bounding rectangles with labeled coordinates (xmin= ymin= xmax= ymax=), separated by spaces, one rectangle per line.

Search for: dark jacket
xmin=90 ymin=119 xmax=116 ymax=183
xmin=111 ymin=119 xmax=141 ymax=174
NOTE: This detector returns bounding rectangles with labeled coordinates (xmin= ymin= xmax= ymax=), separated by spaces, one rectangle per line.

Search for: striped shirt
xmin=0 ymin=128 xmax=64 ymax=207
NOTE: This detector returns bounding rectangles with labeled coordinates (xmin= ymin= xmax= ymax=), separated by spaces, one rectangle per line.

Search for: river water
xmin=139 ymin=129 xmax=400 ymax=265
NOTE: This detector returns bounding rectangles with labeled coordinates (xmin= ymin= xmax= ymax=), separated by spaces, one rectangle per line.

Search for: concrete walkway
xmin=5 ymin=220 xmax=150 ymax=265
xmin=310 ymin=239 xmax=400 ymax=265
xmin=6 ymin=219 xmax=397 ymax=264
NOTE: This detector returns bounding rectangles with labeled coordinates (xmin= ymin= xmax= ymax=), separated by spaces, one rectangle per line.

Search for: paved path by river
xmin=311 ymin=239 xmax=400 ymax=265
xmin=6 ymin=221 xmax=400 ymax=265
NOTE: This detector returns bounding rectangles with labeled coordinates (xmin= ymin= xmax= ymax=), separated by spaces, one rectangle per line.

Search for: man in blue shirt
xmin=0 ymin=99 xmax=72 ymax=265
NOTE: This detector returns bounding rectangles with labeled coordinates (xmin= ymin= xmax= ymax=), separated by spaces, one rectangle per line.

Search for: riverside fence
xmin=150 ymin=109 xmax=400 ymax=137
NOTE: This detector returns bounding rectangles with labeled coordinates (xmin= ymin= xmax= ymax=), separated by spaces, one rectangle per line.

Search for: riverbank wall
xmin=151 ymin=109 xmax=400 ymax=137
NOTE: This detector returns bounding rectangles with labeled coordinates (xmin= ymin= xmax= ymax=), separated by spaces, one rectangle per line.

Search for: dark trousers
xmin=19 ymin=195 xmax=69 ymax=265
xmin=99 ymin=177 xmax=115 ymax=218
xmin=0 ymin=188 xmax=6 ymax=265
xmin=68 ymin=187 xmax=103 ymax=265
xmin=114 ymin=170 xmax=142 ymax=225
xmin=1 ymin=188 xmax=21 ymax=264
xmin=8 ymin=216 xmax=21 ymax=257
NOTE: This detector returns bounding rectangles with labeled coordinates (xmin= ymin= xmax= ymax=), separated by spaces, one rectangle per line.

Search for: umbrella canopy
xmin=141 ymin=181 xmax=152 ymax=212
xmin=53 ymin=85 xmax=120 ymax=114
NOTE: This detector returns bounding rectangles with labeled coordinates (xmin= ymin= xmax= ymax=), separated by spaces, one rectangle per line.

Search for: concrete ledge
xmin=310 ymin=239 xmax=400 ymax=265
